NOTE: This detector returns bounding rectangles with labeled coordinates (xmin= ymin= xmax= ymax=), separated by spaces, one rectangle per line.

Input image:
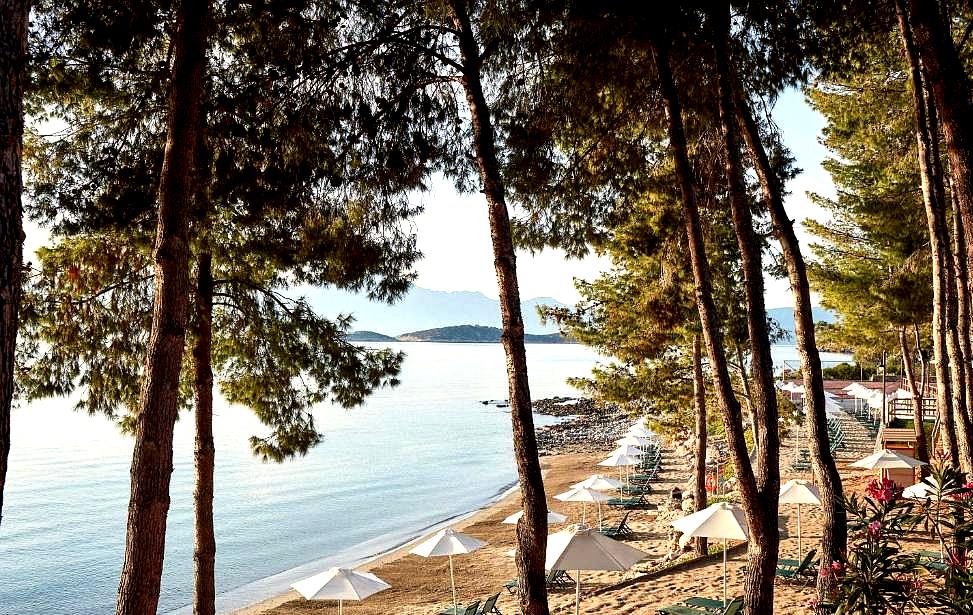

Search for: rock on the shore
xmin=531 ymin=397 xmax=630 ymax=455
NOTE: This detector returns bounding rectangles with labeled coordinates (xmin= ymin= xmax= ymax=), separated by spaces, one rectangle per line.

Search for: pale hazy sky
xmin=413 ymin=87 xmax=836 ymax=307
xmin=24 ymin=88 xmax=835 ymax=309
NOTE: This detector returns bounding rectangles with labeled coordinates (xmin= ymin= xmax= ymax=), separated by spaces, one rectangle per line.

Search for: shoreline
xmin=229 ymin=477 xmax=530 ymax=615
xmin=229 ymin=399 xmax=627 ymax=615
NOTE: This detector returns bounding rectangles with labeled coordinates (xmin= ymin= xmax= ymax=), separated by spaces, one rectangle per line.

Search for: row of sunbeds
xmin=607 ymin=446 xmax=663 ymax=510
xmin=791 ymin=417 xmax=846 ymax=471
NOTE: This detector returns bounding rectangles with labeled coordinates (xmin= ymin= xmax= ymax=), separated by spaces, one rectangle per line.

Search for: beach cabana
xmin=410 ymin=528 xmax=486 ymax=615
xmin=546 ymin=523 xmax=648 ymax=615
xmin=672 ymin=503 xmax=749 ymax=605
xmin=291 ymin=567 xmax=391 ymax=615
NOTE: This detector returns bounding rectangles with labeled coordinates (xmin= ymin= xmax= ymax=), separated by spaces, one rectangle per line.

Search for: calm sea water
xmin=0 ymin=342 xmax=849 ymax=614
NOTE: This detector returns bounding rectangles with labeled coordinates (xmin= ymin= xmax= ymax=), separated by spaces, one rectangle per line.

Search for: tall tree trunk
xmin=651 ymin=34 xmax=773 ymax=614
xmin=692 ymin=333 xmax=708 ymax=557
xmin=115 ymin=2 xmax=210 ymax=613
xmin=0 ymin=0 xmax=28 ymax=525
xmin=905 ymin=0 xmax=973 ymax=278
xmin=900 ymin=327 xmax=929 ymax=463
xmin=895 ymin=0 xmax=960 ymax=464
xmin=735 ymin=345 xmax=759 ymax=456
xmin=915 ymin=325 xmax=928 ymax=396
xmin=193 ymin=251 xmax=216 ymax=615
xmin=735 ymin=77 xmax=848 ymax=600
xmin=928 ymin=77 xmax=973 ymax=473
xmin=950 ymin=186 xmax=973 ymax=467
xmin=447 ymin=4 xmax=548 ymax=614
xmin=714 ymin=11 xmax=780 ymax=611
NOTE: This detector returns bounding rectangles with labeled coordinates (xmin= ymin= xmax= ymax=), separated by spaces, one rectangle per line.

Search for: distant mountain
xmin=767 ymin=306 xmax=837 ymax=342
xmin=345 ymin=330 xmax=397 ymax=342
xmin=306 ymin=286 xmax=567 ymax=335
xmin=396 ymin=325 xmax=574 ymax=344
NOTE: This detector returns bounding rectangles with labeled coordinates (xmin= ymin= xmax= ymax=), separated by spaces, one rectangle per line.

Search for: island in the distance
xmin=347 ymin=324 xmax=575 ymax=344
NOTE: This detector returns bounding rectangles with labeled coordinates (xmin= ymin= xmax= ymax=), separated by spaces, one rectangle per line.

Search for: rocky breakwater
xmin=532 ymin=397 xmax=629 ymax=455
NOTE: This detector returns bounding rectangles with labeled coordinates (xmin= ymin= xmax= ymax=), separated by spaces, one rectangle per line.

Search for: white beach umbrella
xmin=672 ymin=502 xmax=750 ymax=605
xmin=502 ymin=510 xmax=569 ymax=525
xmin=598 ymin=452 xmax=641 ymax=490
xmin=627 ymin=425 xmax=654 ymax=438
xmin=779 ymin=479 xmax=822 ymax=555
xmin=291 ymin=567 xmax=391 ymax=615
xmin=610 ymin=444 xmax=645 ymax=458
xmin=572 ymin=474 xmax=624 ymax=491
xmin=902 ymin=480 xmax=941 ymax=500
xmin=555 ymin=486 xmax=613 ymax=527
xmin=632 ymin=416 xmax=649 ymax=428
xmin=546 ymin=523 xmax=648 ymax=615
xmin=410 ymin=528 xmax=487 ymax=614
xmin=851 ymin=449 xmax=927 ymax=470
xmin=615 ymin=435 xmax=652 ymax=447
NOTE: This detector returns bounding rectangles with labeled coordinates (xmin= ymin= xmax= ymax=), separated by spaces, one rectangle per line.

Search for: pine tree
xmin=0 ymin=0 xmax=29 ymax=525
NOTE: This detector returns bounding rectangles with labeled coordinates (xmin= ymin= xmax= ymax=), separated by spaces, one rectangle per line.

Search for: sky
xmin=22 ymin=87 xmax=837 ymax=309
xmin=409 ymin=86 xmax=837 ymax=307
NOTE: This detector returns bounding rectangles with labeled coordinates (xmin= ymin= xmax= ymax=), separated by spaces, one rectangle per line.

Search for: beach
xmin=235 ymin=400 xmax=944 ymax=615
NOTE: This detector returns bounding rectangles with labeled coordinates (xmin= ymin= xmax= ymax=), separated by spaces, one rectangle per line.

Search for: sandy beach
xmin=235 ymin=406 xmax=943 ymax=615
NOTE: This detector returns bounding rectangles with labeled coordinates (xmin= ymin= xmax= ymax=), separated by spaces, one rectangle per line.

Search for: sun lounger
xmin=657 ymin=596 xmax=743 ymax=615
xmin=620 ymin=484 xmax=652 ymax=495
xmin=776 ymin=549 xmax=817 ymax=583
xmin=478 ymin=592 xmax=502 ymax=614
xmin=503 ymin=569 xmax=573 ymax=594
xmin=440 ymin=600 xmax=480 ymax=615
xmin=607 ymin=494 xmax=651 ymax=509
xmin=599 ymin=512 xmax=633 ymax=539
xmin=915 ymin=549 xmax=948 ymax=572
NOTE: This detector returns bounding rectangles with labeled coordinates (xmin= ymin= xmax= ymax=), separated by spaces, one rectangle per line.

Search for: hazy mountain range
xmin=306 ymin=286 xmax=836 ymax=341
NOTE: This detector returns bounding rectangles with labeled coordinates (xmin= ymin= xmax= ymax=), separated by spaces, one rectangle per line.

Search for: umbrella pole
xmin=339 ymin=599 xmax=342 ymax=615
xmin=449 ymin=554 xmax=457 ymax=614
xmin=598 ymin=501 xmax=602 ymax=529
xmin=575 ymin=570 xmax=581 ymax=615
xmin=797 ymin=504 xmax=802 ymax=556
xmin=582 ymin=502 xmax=586 ymax=525
xmin=723 ymin=538 xmax=726 ymax=606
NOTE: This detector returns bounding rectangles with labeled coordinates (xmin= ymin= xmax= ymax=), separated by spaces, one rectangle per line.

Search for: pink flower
xmin=806 ymin=596 xmax=820 ymax=611
xmin=868 ymin=520 xmax=881 ymax=536
xmin=865 ymin=478 xmax=899 ymax=503
xmin=831 ymin=561 xmax=844 ymax=572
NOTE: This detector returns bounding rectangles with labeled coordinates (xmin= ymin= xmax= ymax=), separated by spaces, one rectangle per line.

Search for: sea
xmin=0 ymin=342 xmax=850 ymax=614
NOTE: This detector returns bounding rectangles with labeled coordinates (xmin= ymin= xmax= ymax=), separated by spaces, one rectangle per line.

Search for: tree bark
xmin=950 ymin=186 xmax=973 ymax=468
xmin=115 ymin=1 xmax=210 ymax=613
xmin=193 ymin=251 xmax=216 ymax=615
xmin=447 ymin=4 xmax=548 ymax=614
xmin=906 ymin=0 xmax=973 ymax=280
xmin=0 ymin=0 xmax=28 ymax=526
xmin=713 ymin=11 xmax=780 ymax=611
xmin=900 ymin=327 xmax=929 ymax=463
xmin=735 ymin=76 xmax=848 ymax=600
xmin=915 ymin=325 xmax=928 ymax=397
xmin=692 ymin=333 xmax=708 ymax=557
xmin=651 ymin=32 xmax=773 ymax=614
xmin=895 ymin=0 xmax=960 ymax=464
